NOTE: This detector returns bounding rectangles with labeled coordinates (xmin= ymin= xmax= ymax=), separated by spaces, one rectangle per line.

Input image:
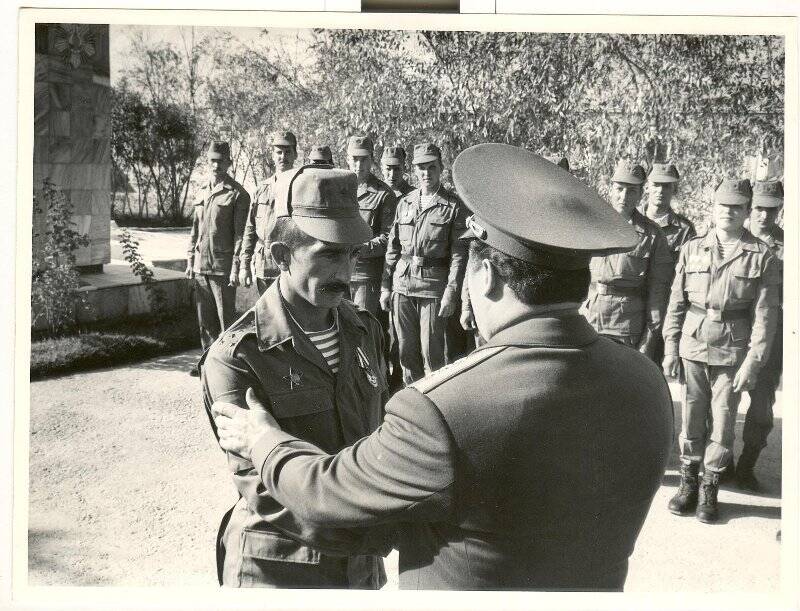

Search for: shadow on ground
xmin=135 ymin=351 xmax=203 ymax=374
xmin=29 ymin=528 xmax=111 ymax=586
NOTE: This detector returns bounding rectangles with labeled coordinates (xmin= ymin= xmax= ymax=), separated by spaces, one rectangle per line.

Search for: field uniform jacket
xmin=352 ymin=174 xmax=398 ymax=282
xmin=241 ymin=176 xmax=281 ymax=280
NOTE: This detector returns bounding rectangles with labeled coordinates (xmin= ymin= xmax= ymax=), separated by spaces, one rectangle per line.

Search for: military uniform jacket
xmin=382 ymin=187 xmax=468 ymax=301
xmin=651 ymin=209 xmax=697 ymax=266
xmin=241 ymin=176 xmax=281 ymax=280
xmin=352 ymin=174 xmax=398 ymax=282
xmin=201 ymin=280 xmax=389 ymax=588
xmin=662 ymin=229 xmax=780 ymax=368
xmin=188 ymin=175 xmax=250 ymax=276
xmin=391 ymin=178 xmax=415 ymax=200
xmin=584 ymin=210 xmax=673 ymax=342
xmin=249 ymin=313 xmax=673 ymax=590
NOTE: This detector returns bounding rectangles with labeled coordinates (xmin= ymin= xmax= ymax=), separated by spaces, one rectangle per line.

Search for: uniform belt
xmin=401 ymin=254 xmax=449 ymax=268
xmin=689 ymin=304 xmax=750 ymax=322
xmin=594 ymin=282 xmax=643 ymax=298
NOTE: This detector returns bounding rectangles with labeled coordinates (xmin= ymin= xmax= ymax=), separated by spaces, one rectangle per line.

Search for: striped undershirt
xmin=715 ymin=235 xmax=741 ymax=262
xmin=286 ymin=309 xmax=341 ymax=374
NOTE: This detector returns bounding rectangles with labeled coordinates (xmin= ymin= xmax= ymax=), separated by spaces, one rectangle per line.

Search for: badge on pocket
xmin=355 ymin=347 xmax=379 ymax=388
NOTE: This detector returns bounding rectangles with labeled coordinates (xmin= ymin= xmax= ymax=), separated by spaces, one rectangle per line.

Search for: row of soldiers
xmin=186 ymin=131 xmax=784 ymax=526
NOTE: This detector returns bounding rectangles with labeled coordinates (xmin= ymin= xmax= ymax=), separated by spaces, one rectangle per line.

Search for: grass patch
xmin=30 ymin=311 xmax=201 ymax=380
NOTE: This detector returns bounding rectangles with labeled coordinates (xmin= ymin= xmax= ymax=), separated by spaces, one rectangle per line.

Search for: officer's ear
xmin=271 ymin=242 xmax=291 ymax=271
xmin=478 ymin=257 xmax=500 ymax=300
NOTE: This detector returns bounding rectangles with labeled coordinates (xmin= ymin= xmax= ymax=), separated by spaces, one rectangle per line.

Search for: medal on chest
xmin=283 ymin=367 xmax=303 ymax=390
xmin=355 ymin=346 xmax=379 ymax=388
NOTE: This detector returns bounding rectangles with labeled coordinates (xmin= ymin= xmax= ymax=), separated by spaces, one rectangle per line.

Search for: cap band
xmin=291 ymin=205 xmax=358 ymax=219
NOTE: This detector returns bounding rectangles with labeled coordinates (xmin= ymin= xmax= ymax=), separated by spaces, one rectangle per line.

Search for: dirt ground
xmin=28 ymin=349 xmax=781 ymax=592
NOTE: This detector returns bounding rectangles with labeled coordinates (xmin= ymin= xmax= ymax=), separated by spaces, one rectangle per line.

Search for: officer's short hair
xmin=468 ymin=240 xmax=590 ymax=305
xmin=269 ymin=217 xmax=316 ymax=252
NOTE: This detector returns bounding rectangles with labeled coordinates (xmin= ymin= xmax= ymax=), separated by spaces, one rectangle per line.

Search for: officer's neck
xmin=421 ymin=183 xmax=440 ymax=196
xmin=714 ymin=226 xmax=744 ymax=243
xmin=480 ymin=300 xmax=580 ymax=340
xmin=279 ymin=277 xmax=335 ymax=332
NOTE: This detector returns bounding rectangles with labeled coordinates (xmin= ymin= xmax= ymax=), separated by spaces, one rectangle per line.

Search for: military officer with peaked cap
xmin=201 ymin=163 xmax=389 ymax=588
xmin=644 ymin=162 xmax=697 ymax=365
xmin=187 ymin=141 xmax=250 ymax=375
xmin=308 ymin=145 xmax=333 ymax=165
xmin=240 ymin=130 xmax=298 ymax=296
xmin=583 ymin=160 xmax=673 ymax=361
xmin=663 ymin=178 xmax=780 ymax=522
xmin=381 ymin=146 xmax=415 ymax=199
xmin=737 ymin=179 xmax=784 ymax=491
xmin=212 ymin=143 xmax=673 ymax=591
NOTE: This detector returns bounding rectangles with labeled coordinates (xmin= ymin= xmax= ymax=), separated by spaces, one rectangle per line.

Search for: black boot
xmin=696 ymin=471 xmax=720 ymax=524
xmin=668 ymin=463 xmax=700 ymax=515
xmin=736 ymin=445 xmax=762 ymax=492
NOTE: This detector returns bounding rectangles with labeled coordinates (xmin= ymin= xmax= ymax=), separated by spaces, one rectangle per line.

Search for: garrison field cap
xmin=270 ymin=130 xmax=297 ymax=147
xmin=274 ymin=164 xmax=371 ymax=244
xmin=308 ymin=145 xmax=333 ymax=163
xmin=381 ymin=146 xmax=407 ymax=166
xmin=347 ymin=136 xmax=374 ymax=157
xmin=752 ymin=180 xmax=784 ymax=208
xmin=413 ymin=142 xmax=442 ymax=164
xmin=611 ymin=160 xmax=647 ymax=185
xmin=454 ymin=144 xmax=638 ymax=270
xmin=207 ymin=141 xmax=231 ymax=160
xmin=715 ymin=178 xmax=752 ymax=206
xmin=649 ymin=163 xmax=680 ymax=183
xmin=545 ymin=155 xmax=570 ymax=171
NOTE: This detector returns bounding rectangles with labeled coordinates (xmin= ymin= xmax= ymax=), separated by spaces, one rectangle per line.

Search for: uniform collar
xmin=357 ymin=174 xmax=379 ymax=197
xmin=480 ymin=311 xmax=598 ymax=350
xmin=254 ymin=279 xmax=366 ymax=351
xmin=630 ymin=209 xmax=650 ymax=234
xmin=208 ymin=175 xmax=234 ymax=195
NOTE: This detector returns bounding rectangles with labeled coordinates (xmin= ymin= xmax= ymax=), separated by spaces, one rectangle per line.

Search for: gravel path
xmin=28 ymin=350 xmax=781 ymax=591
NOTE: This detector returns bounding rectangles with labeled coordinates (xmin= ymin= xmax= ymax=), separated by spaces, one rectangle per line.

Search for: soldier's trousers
xmin=195 ymin=274 xmax=236 ymax=352
xmin=745 ymin=318 xmax=783 ymax=450
xmin=256 ymin=276 xmax=277 ymax=296
xmin=392 ymin=292 xmax=446 ymax=385
xmin=679 ymin=358 xmax=741 ymax=472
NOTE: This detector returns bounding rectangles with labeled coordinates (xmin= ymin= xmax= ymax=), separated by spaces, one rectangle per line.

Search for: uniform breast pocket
xmin=359 ymin=201 xmax=379 ymax=226
xmin=684 ymin=267 xmax=709 ymax=299
xmin=268 ymin=387 xmax=336 ymax=439
xmin=615 ymin=251 xmax=649 ymax=278
xmin=426 ymin=218 xmax=450 ymax=242
xmin=398 ymin=217 xmax=415 ymax=244
xmin=730 ymin=265 xmax=760 ymax=302
xmin=237 ymin=528 xmax=322 ymax=588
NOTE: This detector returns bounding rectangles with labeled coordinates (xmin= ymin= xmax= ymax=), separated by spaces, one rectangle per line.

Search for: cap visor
xmin=347 ymin=148 xmax=372 ymax=157
xmin=413 ymin=154 xmax=439 ymax=164
xmin=649 ymin=175 xmax=679 ymax=184
xmin=382 ymin=157 xmax=403 ymax=165
xmin=458 ymin=226 xmax=476 ymax=240
xmin=751 ymin=195 xmax=783 ymax=208
xmin=292 ymin=216 xmax=373 ymax=245
xmin=715 ymin=193 xmax=750 ymax=206
xmin=272 ymin=139 xmax=295 ymax=146
xmin=207 ymin=153 xmax=227 ymax=160
xmin=612 ymin=175 xmax=644 ymax=185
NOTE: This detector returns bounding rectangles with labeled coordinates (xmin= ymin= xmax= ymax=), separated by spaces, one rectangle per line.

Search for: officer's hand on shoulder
xmin=212 ymin=388 xmax=281 ymax=460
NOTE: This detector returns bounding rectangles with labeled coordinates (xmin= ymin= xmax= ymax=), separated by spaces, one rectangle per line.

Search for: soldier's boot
xmin=735 ymin=444 xmax=762 ymax=492
xmin=696 ymin=471 xmax=721 ymax=524
xmin=668 ymin=462 xmax=700 ymax=515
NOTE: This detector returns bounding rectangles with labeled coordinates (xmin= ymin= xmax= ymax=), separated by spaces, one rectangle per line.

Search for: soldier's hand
xmin=212 ymin=388 xmax=280 ymax=460
xmin=733 ymin=360 xmax=759 ymax=393
xmin=228 ymin=270 xmax=239 ymax=288
xmin=662 ymin=355 xmax=680 ymax=380
xmin=460 ymin=308 xmax=476 ymax=331
xmin=239 ymin=267 xmax=252 ymax=288
xmin=379 ymin=290 xmax=392 ymax=312
xmin=438 ymin=295 xmax=456 ymax=318
xmin=185 ymin=261 xmax=195 ymax=280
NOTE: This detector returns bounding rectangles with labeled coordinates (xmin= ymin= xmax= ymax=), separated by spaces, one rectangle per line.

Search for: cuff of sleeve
xmin=743 ymin=354 xmax=765 ymax=371
xmin=251 ymin=429 xmax=300 ymax=482
xmin=664 ymin=342 xmax=679 ymax=356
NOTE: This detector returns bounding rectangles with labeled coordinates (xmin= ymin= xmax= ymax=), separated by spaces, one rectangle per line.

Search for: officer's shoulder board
xmin=411 ymin=345 xmax=506 ymax=395
xmin=214 ymin=309 xmax=257 ymax=358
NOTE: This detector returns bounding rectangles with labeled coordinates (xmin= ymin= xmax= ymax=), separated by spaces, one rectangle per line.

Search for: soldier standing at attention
xmin=381 ymin=146 xmax=415 ymax=199
xmin=644 ymin=162 xmax=697 ymax=364
xmin=663 ymin=178 xmax=780 ymax=523
xmin=346 ymin=136 xmax=398 ymax=316
xmin=308 ymin=145 xmax=333 ymax=165
xmin=240 ymin=131 xmax=298 ymax=296
xmin=380 ymin=142 xmax=468 ymax=385
xmin=736 ymin=180 xmax=784 ymax=491
xmin=583 ymin=161 xmax=672 ymax=361
xmin=187 ymin=141 xmax=249 ymax=376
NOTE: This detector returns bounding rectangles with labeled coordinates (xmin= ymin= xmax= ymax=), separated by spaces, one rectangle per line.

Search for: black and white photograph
xmin=5 ymin=3 xmax=798 ymax=610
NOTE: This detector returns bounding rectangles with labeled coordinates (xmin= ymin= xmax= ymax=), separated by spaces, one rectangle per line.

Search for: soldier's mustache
xmin=321 ymin=282 xmax=349 ymax=293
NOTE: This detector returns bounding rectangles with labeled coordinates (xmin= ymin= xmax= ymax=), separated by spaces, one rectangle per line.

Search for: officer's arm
xmin=662 ymin=245 xmax=690 ymax=355
xmin=251 ymin=387 xmax=456 ymax=528
xmin=202 ymin=345 xmax=393 ymax=556
xmin=239 ymin=186 xmax=260 ymax=270
xmin=381 ymin=206 xmax=403 ymax=292
xmin=444 ymin=203 xmax=469 ymax=304
xmin=744 ymin=251 xmax=780 ymax=371
xmin=231 ymin=188 xmax=251 ymax=275
xmin=362 ymin=190 xmax=398 ymax=259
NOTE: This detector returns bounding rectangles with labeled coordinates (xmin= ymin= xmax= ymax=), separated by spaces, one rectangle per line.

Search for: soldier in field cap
xmin=201 ymin=163 xmax=389 ymax=589
xmin=663 ymin=177 xmax=780 ymax=522
xmin=735 ymin=179 xmax=784 ymax=491
xmin=381 ymin=146 xmax=414 ymax=199
xmin=187 ymin=140 xmax=250 ymax=375
xmin=212 ymin=143 xmax=673 ymax=591
xmin=240 ymin=130 xmax=298 ymax=296
xmin=308 ymin=145 xmax=333 ymax=165
xmin=582 ymin=160 xmax=673 ymax=362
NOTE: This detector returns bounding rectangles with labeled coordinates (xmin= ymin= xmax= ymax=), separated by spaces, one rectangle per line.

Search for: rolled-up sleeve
xmin=251 ymin=387 xmax=456 ymax=527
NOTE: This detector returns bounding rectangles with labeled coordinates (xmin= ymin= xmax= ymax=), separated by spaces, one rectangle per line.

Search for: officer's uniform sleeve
xmin=251 ymin=387 xmax=456 ymax=528
xmin=444 ymin=202 xmax=469 ymax=304
xmin=362 ymin=189 xmax=398 ymax=259
xmin=662 ymin=244 xmax=691 ymax=357
xmin=231 ymin=186 xmax=251 ymax=273
xmin=745 ymin=249 xmax=780 ymax=370
xmin=240 ymin=185 xmax=261 ymax=271
xmin=382 ymin=203 xmax=403 ymax=293
xmin=202 ymin=341 xmax=393 ymax=556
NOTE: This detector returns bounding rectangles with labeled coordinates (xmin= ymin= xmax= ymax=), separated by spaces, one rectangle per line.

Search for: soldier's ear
xmin=480 ymin=258 xmax=500 ymax=299
xmin=271 ymin=242 xmax=291 ymax=271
